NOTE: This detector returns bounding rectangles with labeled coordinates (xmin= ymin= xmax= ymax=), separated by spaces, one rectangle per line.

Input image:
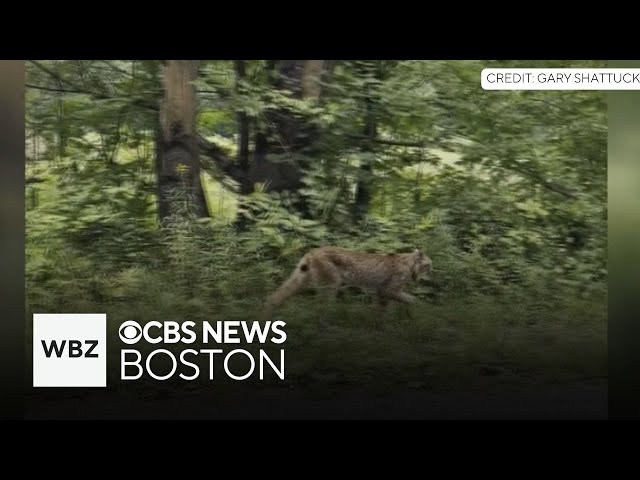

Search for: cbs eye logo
xmin=119 ymin=321 xmax=142 ymax=345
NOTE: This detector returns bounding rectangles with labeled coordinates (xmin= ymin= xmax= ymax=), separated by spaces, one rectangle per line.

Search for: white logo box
xmin=33 ymin=313 xmax=107 ymax=387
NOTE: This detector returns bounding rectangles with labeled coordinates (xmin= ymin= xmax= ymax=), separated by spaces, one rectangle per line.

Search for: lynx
xmin=262 ymin=247 xmax=432 ymax=320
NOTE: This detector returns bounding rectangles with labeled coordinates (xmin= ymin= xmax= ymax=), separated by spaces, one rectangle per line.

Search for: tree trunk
xmin=353 ymin=61 xmax=380 ymax=222
xmin=199 ymin=61 xmax=330 ymax=222
xmin=245 ymin=60 xmax=325 ymax=193
xmin=302 ymin=60 xmax=325 ymax=101
xmin=318 ymin=60 xmax=337 ymax=105
xmin=156 ymin=60 xmax=208 ymax=221
xmin=56 ymin=93 xmax=68 ymax=159
xmin=234 ymin=60 xmax=250 ymax=173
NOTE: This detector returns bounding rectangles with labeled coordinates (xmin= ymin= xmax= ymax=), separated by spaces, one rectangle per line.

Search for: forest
xmin=25 ymin=60 xmax=607 ymax=392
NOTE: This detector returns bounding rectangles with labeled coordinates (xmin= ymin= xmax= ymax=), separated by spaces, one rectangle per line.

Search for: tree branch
xmin=348 ymin=128 xmax=577 ymax=199
xmin=100 ymin=60 xmax=134 ymax=77
xmin=345 ymin=133 xmax=426 ymax=148
xmin=25 ymin=82 xmax=158 ymax=112
xmin=28 ymin=60 xmax=65 ymax=83
xmin=503 ymin=161 xmax=577 ymax=199
xmin=196 ymin=134 xmax=246 ymax=184
xmin=480 ymin=107 xmax=578 ymax=200
xmin=25 ymin=83 xmax=94 ymax=95
xmin=28 ymin=61 xmax=159 ymax=112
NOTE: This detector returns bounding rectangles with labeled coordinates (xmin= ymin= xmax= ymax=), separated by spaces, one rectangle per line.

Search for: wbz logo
xmin=33 ymin=314 xmax=106 ymax=387
xmin=41 ymin=339 xmax=99 ymax=358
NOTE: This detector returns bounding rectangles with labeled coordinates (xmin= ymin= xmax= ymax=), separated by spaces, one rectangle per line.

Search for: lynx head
xmin=411 ymin=248 xmax=432 ymax=281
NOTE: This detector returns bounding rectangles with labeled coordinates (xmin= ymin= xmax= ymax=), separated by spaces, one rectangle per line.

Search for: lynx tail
xmin=262 ymin=255 xmax=311 ymax=320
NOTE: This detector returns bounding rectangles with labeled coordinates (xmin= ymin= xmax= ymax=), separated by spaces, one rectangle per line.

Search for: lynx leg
xmin=388 ymin=291 xmax=417 ymax=305
xmin=310 ymin=258 xmax=341 ymax=303
xmin=376 ymin=289 xmax=390 ymax=311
